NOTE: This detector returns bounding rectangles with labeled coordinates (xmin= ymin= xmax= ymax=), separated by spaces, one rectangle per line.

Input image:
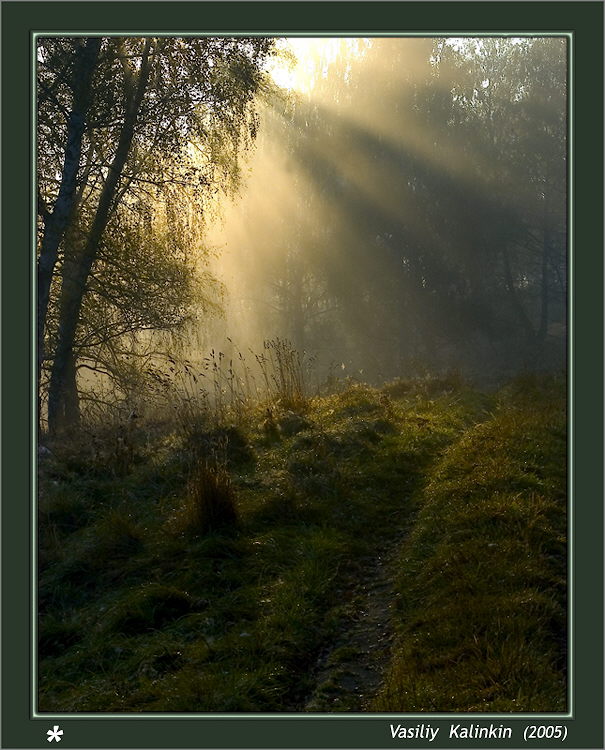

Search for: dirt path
xmin=302 ymin=531 xmax=404 ymax=712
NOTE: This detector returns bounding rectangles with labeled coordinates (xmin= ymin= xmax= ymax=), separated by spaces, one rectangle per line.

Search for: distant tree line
xmin=229 ymin=37 xmax=566 ymax=380
xmin=37 ymin=36 xmax=566 ymax=435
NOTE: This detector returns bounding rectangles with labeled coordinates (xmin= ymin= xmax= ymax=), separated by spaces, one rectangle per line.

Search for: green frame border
xmin=2 ymin=2 xmax=602 ymax=748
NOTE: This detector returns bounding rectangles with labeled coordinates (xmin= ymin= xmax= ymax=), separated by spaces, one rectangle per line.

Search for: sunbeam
xmin=37 ymin=32 xmax=569 ymax=716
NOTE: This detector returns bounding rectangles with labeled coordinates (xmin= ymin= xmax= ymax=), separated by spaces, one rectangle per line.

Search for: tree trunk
xmin=37 ymin=37 xmax=101 ymax=432
xmin=48 ymin=350 xmax=80 ymax=431
xmin=48 ymin=38 xmax=153 ymax=435
xmin=63 ymin=354 xmax=80 ymax=425
xmin=501 ymin=245 xmax=535 ymax=344
xmin=537 ymin=192 xmax=551 ymax=345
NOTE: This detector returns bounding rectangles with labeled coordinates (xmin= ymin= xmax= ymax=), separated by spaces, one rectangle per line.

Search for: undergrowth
xmin=37 ymin=373 xmax=566 ymax=713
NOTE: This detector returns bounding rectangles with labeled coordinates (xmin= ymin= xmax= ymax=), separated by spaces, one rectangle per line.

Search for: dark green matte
xmin=2 ymin=2 xmax=602 ymax=748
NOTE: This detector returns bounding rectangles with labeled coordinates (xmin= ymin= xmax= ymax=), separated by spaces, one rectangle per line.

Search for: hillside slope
xmin=38 ymin=375 xmax=566 ymax=712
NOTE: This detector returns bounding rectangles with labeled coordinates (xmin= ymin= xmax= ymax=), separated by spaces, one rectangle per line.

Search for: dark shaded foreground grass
xmin=38 ymin=374 xmax=566 ymax=712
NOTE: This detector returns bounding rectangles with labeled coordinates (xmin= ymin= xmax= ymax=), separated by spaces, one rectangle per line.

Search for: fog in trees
xmin=37 ymin=36 xmax=569 ymax=714
xmin=37 ymin=36 xmax=274 ymax=432
xmin=207 ymin=37 xmax=566 ymax=385
xmin=37 ymin=36 xmax=567 ymax=429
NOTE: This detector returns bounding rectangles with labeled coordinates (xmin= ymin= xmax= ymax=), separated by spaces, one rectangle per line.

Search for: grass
xmin=373 ymin=374 xmax=566 ymax=712
xmin=38 ymin=373 xmax=566 ymax=713
xmin=170 ymin=459 xmax=239 ymax=537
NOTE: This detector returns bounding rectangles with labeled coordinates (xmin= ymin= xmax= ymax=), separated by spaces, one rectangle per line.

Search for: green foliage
xmin=37 ymin=36 xmax=277 ymax=433
xmin=92 ymin=509 xmax=144 ymax=560
xmin=39 ymin=485 xmax=90 ymax=535
xmin=39 ymin=616 xmax=83 ymax=660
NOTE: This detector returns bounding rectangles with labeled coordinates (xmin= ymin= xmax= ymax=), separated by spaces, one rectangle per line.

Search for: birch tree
xmin=37 ymin=36 xmax=274 ymax=433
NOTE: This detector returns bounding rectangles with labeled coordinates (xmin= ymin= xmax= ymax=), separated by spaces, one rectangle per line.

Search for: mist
xmin=38 ymin=36 xmax=568 ymax=714
xmin=195 ymin=36 xmax=566 ymax=388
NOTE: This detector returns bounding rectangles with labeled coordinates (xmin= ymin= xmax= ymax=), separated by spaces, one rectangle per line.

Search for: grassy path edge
xmin=373 ymin=376 xmax=567 ymax=712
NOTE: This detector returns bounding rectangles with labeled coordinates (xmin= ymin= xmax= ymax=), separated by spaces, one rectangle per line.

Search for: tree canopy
xmin=37 ymin=36 xmax=567 ymax=433
xmin=37 ymin=36 xmax=275 ymax=433
xmin=214 ymin=37 xmax=566 ymax=380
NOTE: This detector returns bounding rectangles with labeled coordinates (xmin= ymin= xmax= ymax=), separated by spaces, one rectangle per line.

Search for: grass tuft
xmin=172 ymin=460 xmax=238 ymax=537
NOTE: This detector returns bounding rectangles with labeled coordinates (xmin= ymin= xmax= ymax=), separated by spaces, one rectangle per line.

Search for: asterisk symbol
xmin=47 ymin=725 xmax=63 ymax=742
